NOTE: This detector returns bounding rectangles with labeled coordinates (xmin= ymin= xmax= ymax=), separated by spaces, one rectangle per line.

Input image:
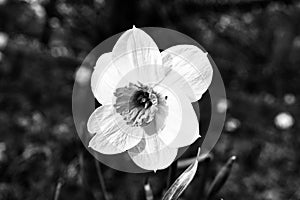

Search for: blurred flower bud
xmin=0 ymin=0 xmax=6 ymax=5
xmin=225 ymin=118 xmax=240 ymax=132
xmin=0 ymin=32 xmax=8 ymax=49
xmin=75 ymin=66 xmax=91 ymax=86
xmin=0 ymin=142 xmax=6 ymax=162
xmin=274 ymin=112 xmax=294 ymax=130
xmin=144 ymin=179 xmax=154 ymax=200
xmin=263 ymin=93 xmax=275 ymax=105
xmin=66 ymin=160 xmax=79 ymax=180
xmin=30 ymin=3 xmax=45 ymax=19
xmin=207 ymin=156 xmax=237 ymax=200
xmin=217 ymin=98 xmax=230 ymax=113
xmin=50 ymin=17 xmax=60 ymax=29
xmin=284 ymin=94 xmax=296 ymax=105
xmin=292 ymin=36 xmax=300 ymax=48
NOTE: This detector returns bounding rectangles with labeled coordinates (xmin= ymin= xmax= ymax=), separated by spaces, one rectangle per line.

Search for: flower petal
xmin=112 ymin=26 xmax=164 ymax=83
xmin=154 ymin=85 xmax=200 ymax=148
xmin=87 ymin=105 xmax=144 ymax=154
xmin=91 ymin=52 xmax=124 ymax=105
xmin=91 ymin=28 xmax=167 ymax=105
xmin=161 ymin=45 xmax=213 ymax=102
xmin=128 ymin=135 xmax=178 ymax=171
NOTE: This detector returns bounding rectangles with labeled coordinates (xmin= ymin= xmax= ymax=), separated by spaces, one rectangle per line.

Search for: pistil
xmin=113 ymin=82 xmax=161 ymax=127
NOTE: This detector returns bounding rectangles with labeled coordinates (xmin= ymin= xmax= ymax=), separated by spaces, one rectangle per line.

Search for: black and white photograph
xmin=0 ymin=0 xmax=299 ymax=200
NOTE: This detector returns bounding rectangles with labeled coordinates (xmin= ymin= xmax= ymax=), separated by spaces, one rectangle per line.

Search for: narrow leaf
xmin=177 ymin=153 xmax=213 ymax=169
xmin=206 ymin=156 xmax=237 ymax=200
xmin=196 ymin=154 xmax=212 ymax=199
xmin=167 ymin=160 xmax=178 ymax=188
xmin=94 ymin=159 xmax=110 ymax=200
xmin=53 ymin=178 xmax=64 ymax=200
xmin=144 ymin=178 xmax=154 ymax=200
xmin=162 ymin=148 xmax=201 ymax=200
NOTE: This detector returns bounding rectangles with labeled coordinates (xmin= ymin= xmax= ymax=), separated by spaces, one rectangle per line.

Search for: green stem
xmin=94 ymin=159 xmax=110 ymax=200
xmin=53 ymin=178 xmax=63 ymax=200
xmin=166 ymin=160 xmax=178 ymax=189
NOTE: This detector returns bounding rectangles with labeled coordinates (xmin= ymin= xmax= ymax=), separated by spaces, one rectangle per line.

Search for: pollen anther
xmin=113 ymin=82 xmax=163 ymax=127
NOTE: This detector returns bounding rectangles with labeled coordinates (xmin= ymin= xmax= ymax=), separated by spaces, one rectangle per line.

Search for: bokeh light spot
xmin=225 ymin=117 xmax=241 ymax=132
xmin=274 ymin=112 xmax=294 ymax=130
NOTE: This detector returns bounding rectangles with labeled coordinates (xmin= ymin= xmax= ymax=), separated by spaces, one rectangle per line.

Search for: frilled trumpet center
xmin=113 ymin=82 xmax=161 ymax=127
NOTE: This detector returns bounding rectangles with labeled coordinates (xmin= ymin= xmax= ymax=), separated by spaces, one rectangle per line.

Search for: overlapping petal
xmin=153 ymin=85 xmax=200 ymax=148
xmin=128 ymin=135 xmax=178 ymax=171
xmin=112 ymin=26 xmax=164 ymax=83
xmin=91 ymin=53 xmax=124 ymax=105
xmin=161 ymin=45 xmax=213 ymax=102
xmin=91 ymin=27 xmax=166 ymax=105
xmin=87 ymin=106 xmax=144 ymax=154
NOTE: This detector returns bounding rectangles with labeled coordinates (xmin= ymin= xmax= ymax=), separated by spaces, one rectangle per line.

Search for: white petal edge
xmin=154 ymin=84 xmax=200 ymax=148
xmin=91 ymin=52 xmax=124 ymax=105
xmin=128 ymin=136 xmax=178 ymax=171
xmin=112 ymin=26 xmax=164 ymax=83
xmin=161 ymin=45 xmax=213 ymax=102
xmin=87 ymin=106 xmax=144 ymax=154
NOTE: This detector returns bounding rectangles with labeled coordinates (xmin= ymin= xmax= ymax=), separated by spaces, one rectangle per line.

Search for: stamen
xmin=113 ymin=82 xmax=163 ymax=127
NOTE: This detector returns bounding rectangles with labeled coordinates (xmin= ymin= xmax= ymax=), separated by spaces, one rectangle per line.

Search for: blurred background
xmin=0 ymin=0 xmax=300 ymax=199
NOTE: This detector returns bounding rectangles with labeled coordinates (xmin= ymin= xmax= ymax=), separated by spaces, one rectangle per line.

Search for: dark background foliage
xmin=0 ymin=0 xmax=299 ymax=199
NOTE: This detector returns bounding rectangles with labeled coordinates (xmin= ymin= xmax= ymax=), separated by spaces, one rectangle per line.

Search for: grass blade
xmin=144 ymin=178 xmax=154 ymax=200
xmin=162 ymin=148 xmax=201 ymax=200
xmin=177 ymin=153 xmax=213 ymax=169
xmin=196 ymin=154 xmax=212 ymax=199
xmin=53 ymin=178 xmax=63 ymax=200
xmin=206 ymin=156 xmax=237 ymax=200
xmin=167 ymin=160 xmax=178 ymax=189
xmin=94 ymin=159 xmax=110 ymax=200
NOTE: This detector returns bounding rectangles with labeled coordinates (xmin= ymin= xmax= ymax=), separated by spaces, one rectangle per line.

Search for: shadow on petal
xmin=128 ymin=136 xmax=178 ymax=171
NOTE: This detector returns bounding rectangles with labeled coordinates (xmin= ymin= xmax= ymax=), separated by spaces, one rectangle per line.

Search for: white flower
xmin=87 ymin=26 xmax=213 ymax=171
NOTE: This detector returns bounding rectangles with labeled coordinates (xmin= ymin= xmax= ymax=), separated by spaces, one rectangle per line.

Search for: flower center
xmin=113 ymin=82 xmax=160 ymax=127
xmin=133 ymin=89 xmax=158 ymax=109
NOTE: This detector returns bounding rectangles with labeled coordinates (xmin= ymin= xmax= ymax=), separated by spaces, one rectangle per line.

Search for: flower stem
xmin=206 ymin=156 xmax=237 ymax=200
xmin=53 ymin=178 xmax=63 ymax=200
xmin=177 ymin=153 xmax=213 ymax=169
xmin=197 ymin=155 xmax=212 ymax=199
xmin=166 ymin=160 xmax=178 ymax=189
xmin=144 ymin=177 xmax=154 ymax=200
xmin=94 ymin=159 xmax=110 ymax=200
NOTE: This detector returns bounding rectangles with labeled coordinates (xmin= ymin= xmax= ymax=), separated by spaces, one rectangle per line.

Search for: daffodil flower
xmin=87 ymin=26 xmax=213 ymax=171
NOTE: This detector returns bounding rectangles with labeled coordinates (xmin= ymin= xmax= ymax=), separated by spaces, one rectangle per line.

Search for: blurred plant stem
xmin=177 ymin=153 xmax=213 ymax=169
xmin=92 ymin=99 xmax=109 ymax=200
xmin=163 ymin=148 xmax=201 ymax=200
xmin=79 ymin=152 xmax=88 ymax=188
xmin=41 ymin=0 xmax=57 ymax=46
xmin=196 ymin=154 xmax=213 ymax=199
xmin=79 ymin=151 xmax=99 ymax=200
xmin=144 ymin=177 xmax=154 ymax=200
xmin=206 ymin=156 xmax=237 ymax=200
xmin=53 ymin=178 xmax=63 ymax=200
xmin=167 ymin=160 xmax=178 ymax=189
xmin=94 ymin=159 xmax=110 ymax=200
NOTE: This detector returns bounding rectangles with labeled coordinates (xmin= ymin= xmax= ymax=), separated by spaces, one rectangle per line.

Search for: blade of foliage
xmin=177 ymin=153 xmax=213 ymax=169
xmin=196 ymin=154 xmax=212 ymax=199
xmin=144 ymin=178 xmax=154 ymax=200
xmin=167 ymin=160 xmax=178 ymax=188
xmin=95 ymin=159 xmax=110 ymax=200
xmin=206 ymin=156 xmax=237 ymax=200
xmin=162 ymin=148 xmax=201 ymax=200
xmin=53 ymin=178 xmax=64 ymax=200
